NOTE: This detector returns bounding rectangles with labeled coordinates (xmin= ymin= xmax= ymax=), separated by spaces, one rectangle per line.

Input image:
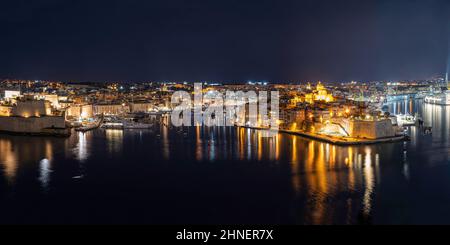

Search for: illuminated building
xmin=305 ymin=82 xmax=335 ymax=104
xmin=4 ymin=90 xmax=21 ymax=101
xmin=0 ymin=106 xmax=12 ymax=116
xmin=0 ymin=99 xmax=69 ymax=136
xmin=93 ymin=103 xmax=130 ymax=115
xmin=66 ymin=104 xmax=94 ymax=119
xmin=129 ymin=102 xmax=153 ymax=113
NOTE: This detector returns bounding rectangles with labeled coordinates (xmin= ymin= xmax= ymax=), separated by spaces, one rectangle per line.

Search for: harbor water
xmin=0 ymin=99 xmax=449 ymax=224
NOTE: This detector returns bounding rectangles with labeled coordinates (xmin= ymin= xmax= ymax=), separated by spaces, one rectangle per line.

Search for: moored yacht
xmin=122 ymin=121 xmax=153 ymax=129
xmin=424 ymin=91 xmax=450 ymax=105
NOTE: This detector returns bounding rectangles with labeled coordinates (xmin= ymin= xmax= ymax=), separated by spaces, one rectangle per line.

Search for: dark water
xmin=0 ymin=100 xmax=449 ymax=224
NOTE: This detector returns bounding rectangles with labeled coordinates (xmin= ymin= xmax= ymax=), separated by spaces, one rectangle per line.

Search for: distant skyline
xmin=0 ymin=0 xmax=449 ymax=82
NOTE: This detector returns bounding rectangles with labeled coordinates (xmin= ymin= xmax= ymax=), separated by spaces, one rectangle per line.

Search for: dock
xmin=238 ymin=126 xmax=407 ymax=146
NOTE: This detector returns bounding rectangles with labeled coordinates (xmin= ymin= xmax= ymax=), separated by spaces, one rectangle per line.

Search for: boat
xmin=123 ymin=121 xmax=153 ymax=129
xmin=101 ymin=121 xmax=153 ymax=129
xmin=415 ymin=91 xmax=429 ymax=99
xmin=75 ymin=124 xmax=98 ymax=132
xmin=396 ymin=114 xmax=416 ymax=127
xmin=68 ymin=121 xmax=82 ymax=128
xmin=101 ymin=122 xmax=124 ymax=129
xmin=424 ymin=91 xmax=450 ymax=105
xmin=75 ymin=115 xmax=104 ymax=132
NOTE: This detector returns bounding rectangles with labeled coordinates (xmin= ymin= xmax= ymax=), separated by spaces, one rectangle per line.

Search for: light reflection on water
xmin=105 ymin=129 xmax=123 ymax=154
xmin=0 ymin=126 xmax=397 ymax=224
xmin=0 ymin=137 xmax=56 ymax=186
xmin=386 ymin=99 xmax=450 ymax=166
xmin=38 ymin=158 xmax=51 ymax=191
xmin=0 ymin=99 xmax=449 ymax=224
xmin=0 ymin=138 xmax=17 ymax=183
xmin=152 ymin=124 xmax=387 ymax=224
xmin=75 ymin=131 xmax=89 ymax=162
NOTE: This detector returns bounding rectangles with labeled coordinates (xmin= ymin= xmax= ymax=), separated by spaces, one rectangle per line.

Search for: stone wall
xmin=12 ymin=100 xmax=51 ymax=117
xmin=0 ymin=116 xmax=66 ymax=134
xmin=348 ymin=119 xmax=396 ymax=139
xmin=0 ymin=106 xmax=12 ymax=116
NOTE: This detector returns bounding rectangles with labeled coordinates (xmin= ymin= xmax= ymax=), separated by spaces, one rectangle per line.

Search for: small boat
xmin=396 ymin=114 xmax=416 ymax=127
xmin=101 ymin=122 xmax=124 ymax=129
xmin=75 ymin=115 xmax=104 ymax=132
xmin=423 ymin=126 xmax=433 ymax=134
xmin=68 ymin=121 xmax=82 ymax=128
xmin=75 ymin=125 xmax=96 ymax=132
xmin=123 ymin=121 xmax=153 ymax=129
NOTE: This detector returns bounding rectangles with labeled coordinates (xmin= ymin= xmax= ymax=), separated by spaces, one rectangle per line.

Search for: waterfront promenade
xmin=239 ymin=126 xmax=407 ymax=146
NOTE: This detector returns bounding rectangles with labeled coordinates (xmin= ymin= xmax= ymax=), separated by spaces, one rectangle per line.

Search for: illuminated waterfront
xmin=0 ymin=99 xmax=449 ymax=224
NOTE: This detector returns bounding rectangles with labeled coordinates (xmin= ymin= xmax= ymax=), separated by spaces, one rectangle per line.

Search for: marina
xmin=424 ymin=91 xmax=450 ymax=105
xmin=75 ymin=115 xmax=104 ymax=132
xmin=0 ymin=0 xmax=449 ymax=229
xmin=0 ymin=99 xmax=449 ymax=224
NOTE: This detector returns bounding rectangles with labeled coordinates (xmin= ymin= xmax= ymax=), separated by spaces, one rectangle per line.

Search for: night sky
xmin=0 ymin=0 xmax=448 ymax=82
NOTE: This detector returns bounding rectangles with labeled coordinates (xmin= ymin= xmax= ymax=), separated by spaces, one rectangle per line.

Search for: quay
xmin=0 ymin=127 xmax=71 ymax=137
xmin=238 ymin=126 xmax=407 ymax=146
